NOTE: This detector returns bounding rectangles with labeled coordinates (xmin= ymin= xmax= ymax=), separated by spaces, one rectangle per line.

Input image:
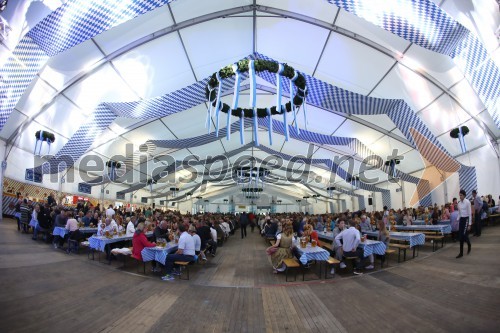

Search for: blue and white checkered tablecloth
xmin=79 ymin=227 xmax=98 ymax=234
xmin=413 ymin=220 xmax=450 ymax=226
xmin=88 ymin=235 xmax=132 ymax=252
xmin=318 ymin=231 xmax=334 ymax=242
xmin=359 ymin=240 xmax=386 ymax=257
xmin=390 ymin=232 xmax=426 ymax=248
xmin=364 ymin=231 xmax=425 ymax=248
xmin=395 ymin=225 xmax=452 ymax=235
xmin=294 ymin=241 xmax=330 ymax=265
xmin=141 ymin=244 xmax=178 ymax=265
xmin=53 ymin=226 xmax=68 ymax=237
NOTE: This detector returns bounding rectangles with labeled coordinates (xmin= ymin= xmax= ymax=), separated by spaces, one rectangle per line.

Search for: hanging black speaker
xmin=368 ymin=197 xmax=373 ymax=206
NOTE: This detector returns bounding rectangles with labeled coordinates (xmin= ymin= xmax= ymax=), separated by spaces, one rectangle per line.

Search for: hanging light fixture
xmin=312 ymin=194 xmax=320 ymax=203
xmin=237 ymin=167 xmax=269 ymax=201
xmin=385 ymin=158 xmax=401 ymax=180
xmin=105 ymin=160 xmax=121 ymax=181
xmin=326 ymin=186 xmax=336 ymax=198
xmin=170 ymin=187 xmax=179 ymax=198
xmin=147 ymin=179 xmax=156 ymax=193
xmin=347 ymin=176 xmax=360 ymax=189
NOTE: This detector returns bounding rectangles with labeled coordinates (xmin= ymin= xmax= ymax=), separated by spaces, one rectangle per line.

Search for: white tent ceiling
xmin=1 ymin=0 xmax=499 ymax=205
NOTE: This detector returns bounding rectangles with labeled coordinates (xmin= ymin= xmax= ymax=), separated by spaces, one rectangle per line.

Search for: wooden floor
xmin=1 ymin=218 xmax=499 ymax=333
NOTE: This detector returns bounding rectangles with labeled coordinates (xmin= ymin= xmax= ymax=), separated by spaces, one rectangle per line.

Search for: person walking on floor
xmin=456 ymin=189 xmax=472 ymax=258
xmin=471 ymin=190 xmax=482 ymax=237
xmin=240 ymin=212 xmax=249 ymax=239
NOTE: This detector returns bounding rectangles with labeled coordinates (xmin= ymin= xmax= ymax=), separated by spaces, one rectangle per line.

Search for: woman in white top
xmin=126 ymin=217 xmax=135 ymax=236
xmin=403 ymin=209 xmax=413 ymax=226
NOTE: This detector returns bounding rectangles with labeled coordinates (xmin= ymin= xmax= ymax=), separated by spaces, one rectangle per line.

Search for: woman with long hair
xmin=267 ymin=221 xmax=294 ymax=273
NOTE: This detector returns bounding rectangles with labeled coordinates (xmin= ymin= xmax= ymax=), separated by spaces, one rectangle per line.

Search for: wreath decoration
xmin=34 ymin=130 xmax=55 ymax=155
xmin=450 ymin=126 xmax=469 ymax=153
xmin=205 ymin=59 xmax=309 ymax=145
xmin=35 ymin=130 xmax=55 ymax=143
xmin=449 ymin=126 xmax=469 ymax=139
xmin=384 ymin=160 xmax=401 ymax=166
xmin=106 ymin=160 xmax=121 ymax=169
xmin=241 ymin=188 xmax=263 ymax=193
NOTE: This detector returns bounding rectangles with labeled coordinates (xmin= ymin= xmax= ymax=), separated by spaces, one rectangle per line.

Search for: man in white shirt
xmin=335 ymin=219 xmax=364 ymax=274
xmin=162 ymin=223 xmax=195 ymax=281
xmin=105 ymin=205 xmax=115 ymax=218
xmin=220 ymin=220 xmax=231 ymax=237
xmin=456 ymin=189 xmax=472 ymax=258
xmin=207 ymin=223 xmax=218 ymax=257
xmin=189 ymin=225 xmax=202 ymax=255
xmin=125 ymin=217 xmax=135 ymax=236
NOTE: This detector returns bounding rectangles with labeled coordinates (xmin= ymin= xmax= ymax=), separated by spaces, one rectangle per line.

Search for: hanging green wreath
xmin=35 ymin=130 xmax=55 ymax=143
xmin=205 ymin=59 xmax=307 ymax=118
xmin=384 ymin=160 xmax=401 ymax=166
xmin=106 ymin=160 xmax=121 ymax=169
xmin=449 ymin=126 xmax=469 ymax=139
xmin=242 ymin=188 xmax=263 ymax=193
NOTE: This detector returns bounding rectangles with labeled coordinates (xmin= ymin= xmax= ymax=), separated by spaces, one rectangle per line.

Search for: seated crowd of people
xmin=260 ymin=210 xmax=390 ymax=275
xmin=12 ymin=194 xmax=238 ymax=280
xmin=10 ymin=190 xmax=498 ymax=280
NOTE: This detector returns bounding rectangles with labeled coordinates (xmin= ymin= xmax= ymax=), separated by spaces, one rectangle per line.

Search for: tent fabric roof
xmin=1 ymin=0 xmax=498 ymax=206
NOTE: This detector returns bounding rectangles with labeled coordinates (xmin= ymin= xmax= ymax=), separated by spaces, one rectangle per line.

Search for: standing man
xmin=471 ymin=190 xmax=482 ymax=237
xmin=240 ymin=212 xmax=249 ymax=239
xmin=456 ymin=189 xmax=472 ymax=258
xmin=47 ymin=192 xmax=56 ymax=207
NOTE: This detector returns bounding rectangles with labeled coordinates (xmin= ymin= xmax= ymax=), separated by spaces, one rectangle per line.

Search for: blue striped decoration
xmin=253 ymin=53 xmax=477 ymax=198
xmin=0 ymin=37 xmax=49 ymax=129
xmin=358 ymin=195 xmax=365 ymax=210
xmin=381 ymin=190 xmax=391 ymax=209
xmin=458 ymin=165 xmax=477 ymax=198
xmin=420 ymin=193 xmax=433 ymax=208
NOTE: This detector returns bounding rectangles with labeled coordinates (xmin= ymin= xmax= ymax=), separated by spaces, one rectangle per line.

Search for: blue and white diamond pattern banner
xmin=324 ymin=0 xmax=499 ymax=128
xmin=0 ymin=37 xmax=49 ymax=129
xmin=27 ymin=0 xmax=176 ymax=57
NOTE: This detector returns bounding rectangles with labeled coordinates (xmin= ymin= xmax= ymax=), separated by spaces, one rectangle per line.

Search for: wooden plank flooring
xmin=1 ymin=218 xmax=500 ymax=332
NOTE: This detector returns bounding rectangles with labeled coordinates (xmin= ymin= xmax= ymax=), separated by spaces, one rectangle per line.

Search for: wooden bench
xmin=382 ymin=249 xmax=396 ymax=267
xmin=265 ymin=236 xmax=275 ymax=245
xmin=389 ymin=243 xmax=410 ymax=262
xmin=342 ymin=255 xmax=360 ymax=274
xmin=130 ymin=253 xmax=147 ymax=274
xmin=67 ymin=238 xmax=80 ymax=254
xmin=324 ymin=256 xmax=340 ymax=279
xmin=425 ymin=235 xmax=444 ymax=251
xmin=283 ymin=258 xmax=301 ymax=282
xmin=174 ymin=261 xmax=192 ymax=280
xmin=488 ymin=214 xmax=500 ymax=225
